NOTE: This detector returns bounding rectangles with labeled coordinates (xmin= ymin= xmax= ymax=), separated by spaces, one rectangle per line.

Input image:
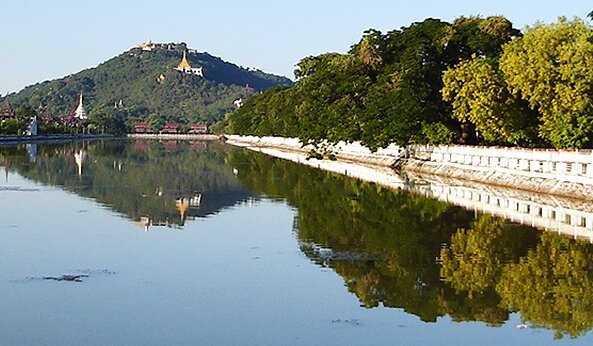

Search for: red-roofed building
xmin=189 ymin=123 xmax=208 ymax=134
xmin=133 ymin=122 xmax=151 ymax=133
xmin=161 ymin=122 xmax=179 ymax=134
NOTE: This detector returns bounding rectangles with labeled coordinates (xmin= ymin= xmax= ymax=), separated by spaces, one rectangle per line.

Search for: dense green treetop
xmin=499 ymin=18 xmax=593 ymax=148
xmin=442 ymin=56 xmax=540 ymax=145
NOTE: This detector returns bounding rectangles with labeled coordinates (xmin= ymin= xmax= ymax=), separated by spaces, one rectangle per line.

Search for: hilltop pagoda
xmin=175 ymin=51 xmax=203 ymax=77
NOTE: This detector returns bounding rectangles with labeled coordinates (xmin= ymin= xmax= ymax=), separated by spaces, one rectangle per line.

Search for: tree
xmin=500 ymin=18 xmax=593 ymax=148
xmin=293 ymin=53 xmax=366 ymax=146
xmin=442 ymin=56 xmax=539 ymax=145
xmin=442 ymin=16 xmax=520 ymax=61
xmin=224 ymin=16 xmax=524 ymax=149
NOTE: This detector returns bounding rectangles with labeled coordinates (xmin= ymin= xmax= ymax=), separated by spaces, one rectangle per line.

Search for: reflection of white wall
xmin=227 ymin=136 xmax=593 ymax=243
xmin=26 ymin=143 xmax=37 ymax=163
xmin=411 ymin=178 xmax=593 ymax=243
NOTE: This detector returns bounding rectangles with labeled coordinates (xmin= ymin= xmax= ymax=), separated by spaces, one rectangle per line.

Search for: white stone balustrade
xmin=230 ymin=137 xmax=593 ymax=177
xmin=424 ymin=145 xmax=593 ymax=181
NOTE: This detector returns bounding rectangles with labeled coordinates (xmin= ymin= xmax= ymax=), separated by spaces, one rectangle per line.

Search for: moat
xmin=1 ymin=139 xmax=593 ymax=345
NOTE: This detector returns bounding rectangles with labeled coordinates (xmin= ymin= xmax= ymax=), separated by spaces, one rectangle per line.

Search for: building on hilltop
xmin=135 ymin=39 xmax=157 ymax=51
xmin=75 ymin=93 xmax=88 ymax=120
xmin=175 ymin=51 xmax=203 ymax=77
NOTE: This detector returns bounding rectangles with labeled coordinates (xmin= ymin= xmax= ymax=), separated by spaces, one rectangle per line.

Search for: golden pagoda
xmin=177 ymin=51 xmax=191 ymax=70
xmin=175 ymin=51 xmax=204 ymax=77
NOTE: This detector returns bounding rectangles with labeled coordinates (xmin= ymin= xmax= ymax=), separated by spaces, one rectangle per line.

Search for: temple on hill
xmin=75 ymin=93 xmax=88 ymax=120
xmin=175 ymin=51 xmax=203 ymax=77
xmin=135 ymin=39 xmax=157 ymax=51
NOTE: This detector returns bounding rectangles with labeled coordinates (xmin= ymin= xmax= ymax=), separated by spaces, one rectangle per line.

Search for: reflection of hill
xmin=226 ymin=149 xmax=593 ymax=339
xmin=0 ymin=140 xmax=252 ymax=228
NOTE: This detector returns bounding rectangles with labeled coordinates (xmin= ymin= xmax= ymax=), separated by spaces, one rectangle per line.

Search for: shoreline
xmin=0 ymin=133 xmax=219 ymax=145
xmin=0 ymin=134 xmax=118 ymax=145
xmin=127 ymin=133 xmax=219 ymax=140
xmin=225 ymin=135 xmax=593 ymax=241
xmin=2 ymin=134 xmax=592 ymax=240
xmin=225 ymin=135 xmax=593 ymax=201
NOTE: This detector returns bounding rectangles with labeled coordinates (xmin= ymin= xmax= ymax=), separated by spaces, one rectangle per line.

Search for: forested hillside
xmin=0 ymin=42 xmax=292 ymax=133
xmin=224 ymin=16 xmax=593 ymax=150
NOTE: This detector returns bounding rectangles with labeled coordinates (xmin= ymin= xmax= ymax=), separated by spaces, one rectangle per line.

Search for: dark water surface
xmin=1 ymin=140 xmax=592 ymax=345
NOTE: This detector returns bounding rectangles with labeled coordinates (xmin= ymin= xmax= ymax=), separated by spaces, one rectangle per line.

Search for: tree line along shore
xmin=222 ymin=15 xmax=593 ymax=152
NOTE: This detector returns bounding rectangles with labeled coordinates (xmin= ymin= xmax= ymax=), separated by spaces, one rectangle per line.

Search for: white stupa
xmin=75 ymin=93 xmax=88 ymax=120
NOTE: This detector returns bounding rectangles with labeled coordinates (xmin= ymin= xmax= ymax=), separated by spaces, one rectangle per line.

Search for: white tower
xmin=75 ymin=93 xmax=88 ymax=120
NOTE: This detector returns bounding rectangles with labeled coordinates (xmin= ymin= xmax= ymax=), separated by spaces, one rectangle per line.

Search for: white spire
xmin=75 ymin=93 xmax=87 ymax=120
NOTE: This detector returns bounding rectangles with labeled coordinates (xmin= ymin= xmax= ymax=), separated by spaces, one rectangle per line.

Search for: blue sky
xmin=1 ymin=0 xmax=591 ymax=94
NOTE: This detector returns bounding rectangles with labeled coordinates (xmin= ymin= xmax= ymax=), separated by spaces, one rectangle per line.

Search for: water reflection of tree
xmin=226 ymin=149 xmax=593 ymax=338
xmin=5 ymin=142 xmax=593 ymax=337
xmin=497 ymin=232 xmax=593 ymax=339
xmin=440 ymin=215 xmax=538 ymax=326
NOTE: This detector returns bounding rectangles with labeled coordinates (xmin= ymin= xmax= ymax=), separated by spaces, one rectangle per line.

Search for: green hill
xmin=0 ymin=42 xmax=292 ymax=131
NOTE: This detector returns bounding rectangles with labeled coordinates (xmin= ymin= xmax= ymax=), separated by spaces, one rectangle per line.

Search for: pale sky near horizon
xmin=1 ymin=1 xmax=591 ymax=94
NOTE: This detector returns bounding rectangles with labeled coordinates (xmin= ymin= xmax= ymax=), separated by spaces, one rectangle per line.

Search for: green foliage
xmin=440 ymin=215 xmax=536 ymax=297
xmin=0 ymin=42 xmax=292 ymax=132
xmin=0 ymin=118 xmax=28 ymax=135
xmin=500 ymin=18 xmax=593 ymax=148
xmin=0 ymin=105 xmax=37 ymax=135
xmin=227 ymin=86 xmax=300 ymax=136
xmin=224 ymin=15 xmax=593 ymax=150
xmin=442 ymin=56 xmax=539 ymax=145
xmin=224 ymin=16 xmax=525 ymax=150
xmin=420 ymin=121 xmax=457 ymax=144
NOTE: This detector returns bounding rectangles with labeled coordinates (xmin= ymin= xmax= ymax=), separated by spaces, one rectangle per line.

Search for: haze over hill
xmin=0 ymin=41 xmax=292 ymax=126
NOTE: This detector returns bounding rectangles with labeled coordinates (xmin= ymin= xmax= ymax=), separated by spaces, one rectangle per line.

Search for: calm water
xmin=1 ymin=140 xmax=592 ymax=345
